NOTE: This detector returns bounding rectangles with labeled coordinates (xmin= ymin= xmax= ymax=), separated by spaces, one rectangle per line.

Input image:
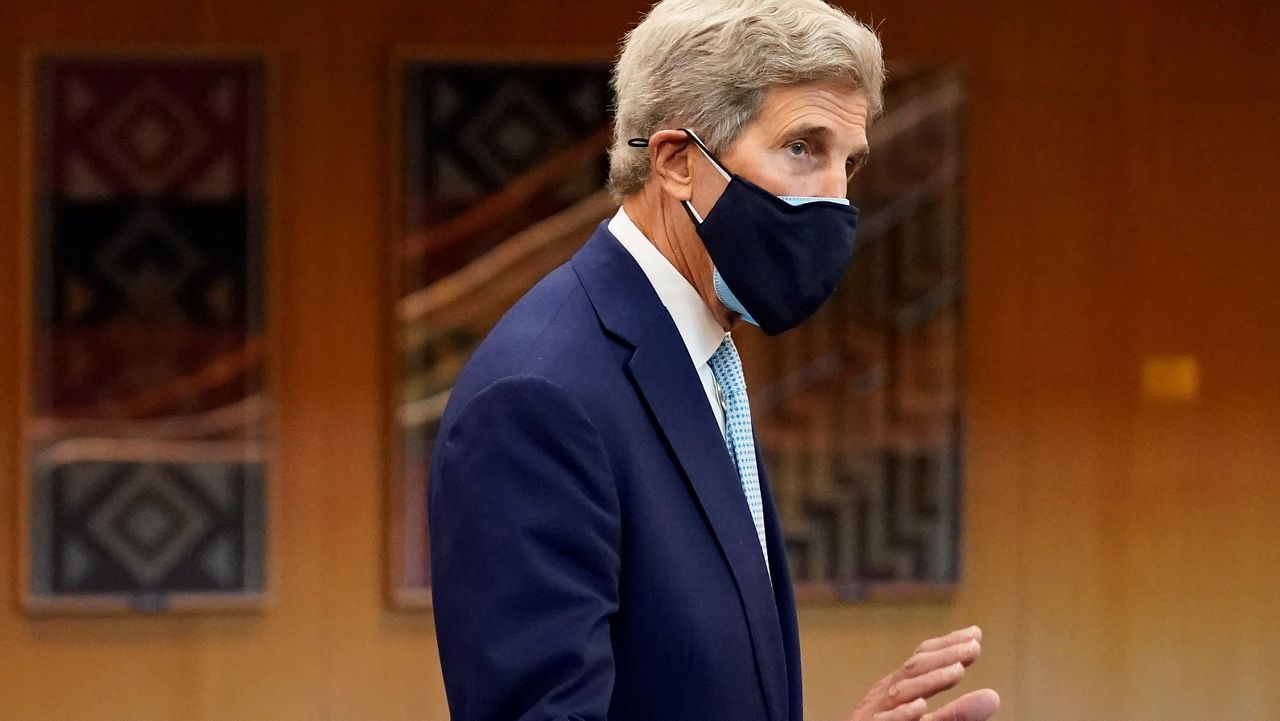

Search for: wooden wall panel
xmin=2 ymin=0 xmax=1277 ymax=720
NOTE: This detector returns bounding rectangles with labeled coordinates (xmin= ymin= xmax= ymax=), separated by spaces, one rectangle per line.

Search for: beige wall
xmin=2 ymin=1 xmax=1278 ymax=719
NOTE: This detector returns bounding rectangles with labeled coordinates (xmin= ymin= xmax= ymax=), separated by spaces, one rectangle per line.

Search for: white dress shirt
xmin=608 ymin=207 xmax=729 ymax=438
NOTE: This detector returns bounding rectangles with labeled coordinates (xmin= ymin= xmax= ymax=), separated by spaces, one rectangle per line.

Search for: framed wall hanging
xmin=18 ymin=50 xmax=273 ymax=614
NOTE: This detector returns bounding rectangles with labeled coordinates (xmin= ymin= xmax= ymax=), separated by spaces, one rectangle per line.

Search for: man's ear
xmin=648 ymin=129 xmax=695 ymax=202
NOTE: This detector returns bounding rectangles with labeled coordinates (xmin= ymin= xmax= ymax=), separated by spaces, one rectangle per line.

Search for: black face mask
xmin=634 ymin=128 xmax=861 ymax=335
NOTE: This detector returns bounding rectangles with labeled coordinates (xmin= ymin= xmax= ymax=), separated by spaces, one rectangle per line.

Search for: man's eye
xmin=786 ymin=141 xmax=809 ymax=156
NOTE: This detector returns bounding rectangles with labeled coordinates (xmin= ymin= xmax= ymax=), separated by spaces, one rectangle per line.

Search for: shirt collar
xmin=608 ymin=207 xmax=728 ymax=368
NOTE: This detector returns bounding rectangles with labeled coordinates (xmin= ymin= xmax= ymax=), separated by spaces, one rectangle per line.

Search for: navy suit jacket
xmin=429 ymin=221 xmax=803 ymax=721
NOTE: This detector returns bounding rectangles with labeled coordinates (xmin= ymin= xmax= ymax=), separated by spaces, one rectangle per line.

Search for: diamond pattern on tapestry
xmin=30 ymin=460 xmax=265 ymax=594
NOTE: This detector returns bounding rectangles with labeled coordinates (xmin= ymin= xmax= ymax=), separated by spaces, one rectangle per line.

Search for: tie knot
xmin=708 ymin=335 xmax=745 ymax=397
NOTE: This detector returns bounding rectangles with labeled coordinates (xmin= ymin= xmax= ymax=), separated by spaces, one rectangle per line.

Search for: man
xmin=428 ymin=1 xmax=1002 ymax=720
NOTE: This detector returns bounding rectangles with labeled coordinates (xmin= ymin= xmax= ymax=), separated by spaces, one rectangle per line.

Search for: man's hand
xmin=846 ymin=626 xmax=1001 ymax=721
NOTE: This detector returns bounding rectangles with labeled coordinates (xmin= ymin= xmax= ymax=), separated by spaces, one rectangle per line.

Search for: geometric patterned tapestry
xmin=23 ymin=55 xmax=268 ymax=613
xmin=391 ymin=58 xmax=613 ymax=606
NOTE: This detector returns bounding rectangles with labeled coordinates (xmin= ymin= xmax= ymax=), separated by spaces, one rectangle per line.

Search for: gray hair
xmin=608 ymin=0 xmax=886 ymax=200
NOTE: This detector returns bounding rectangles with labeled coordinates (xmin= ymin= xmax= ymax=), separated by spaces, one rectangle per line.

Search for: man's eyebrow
xmin=778 ymin=123 xmax=835 ymax=142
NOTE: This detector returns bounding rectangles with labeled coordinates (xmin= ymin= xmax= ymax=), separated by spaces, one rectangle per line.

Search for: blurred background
xmin=1 ymin=1 xmax=1278 ymax=720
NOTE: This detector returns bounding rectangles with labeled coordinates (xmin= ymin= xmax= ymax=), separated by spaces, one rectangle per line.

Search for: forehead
xmin=751 ymin=82 xmax=870 ymax=145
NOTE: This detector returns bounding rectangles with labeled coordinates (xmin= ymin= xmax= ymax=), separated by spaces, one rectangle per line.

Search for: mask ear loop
xmin=627 ymin=129 xmax=731 ymax=225
xmin=677 ymin=128 xmax=733 ymax=182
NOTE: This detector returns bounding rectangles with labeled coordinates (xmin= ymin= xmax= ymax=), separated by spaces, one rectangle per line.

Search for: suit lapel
xmin=628 ymin=339 xmax=790 ymax=721
xmin=573 ymin=222 xmax=790 ymax=721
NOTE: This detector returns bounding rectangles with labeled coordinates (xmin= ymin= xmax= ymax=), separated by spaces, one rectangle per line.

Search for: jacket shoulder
xmin=444 ymin=261 xmax=618 ymax=423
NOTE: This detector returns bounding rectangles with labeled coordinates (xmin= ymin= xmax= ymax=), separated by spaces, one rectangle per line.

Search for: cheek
xmin=692 ymin=164 xmax=729 ymax=213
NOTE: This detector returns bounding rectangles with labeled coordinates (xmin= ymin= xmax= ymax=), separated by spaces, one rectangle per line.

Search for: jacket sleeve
xmin=429 ymin=374 xmax=621 ymax=721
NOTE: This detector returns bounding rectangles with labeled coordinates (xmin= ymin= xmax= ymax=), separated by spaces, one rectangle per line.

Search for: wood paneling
xmin=2 ymin=0 xmax=1277 ymax=719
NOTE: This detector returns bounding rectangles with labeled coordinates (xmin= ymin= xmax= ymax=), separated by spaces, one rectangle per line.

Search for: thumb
xmin=922 ymin=689 xmax=1001 ymax=721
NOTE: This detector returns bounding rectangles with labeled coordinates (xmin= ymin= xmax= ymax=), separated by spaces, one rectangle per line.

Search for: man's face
xmin=634 ymin=80 xmax=872 ymax=330
xmin=691 ymin=81 xmax=871 ymax=209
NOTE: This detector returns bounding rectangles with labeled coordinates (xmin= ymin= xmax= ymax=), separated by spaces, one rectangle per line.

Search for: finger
xmin=886 ymin=662 xmax=965 ymax=706
xmin=872 ymin=697 xmax=928 ymax=721
xmin=915 ymin=625 xmax=982 ymax=655
xmin=903 ymin=638 xmax=982 ymax=680
xmin=885 ymin=635 xmax=980 ymax=692
xmin=921 ymin=689 xmax=1001 ymax=721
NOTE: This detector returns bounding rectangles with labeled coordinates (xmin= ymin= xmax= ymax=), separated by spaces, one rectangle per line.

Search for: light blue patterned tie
xmin=708 ymin=336 xmax=770 ymax=578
